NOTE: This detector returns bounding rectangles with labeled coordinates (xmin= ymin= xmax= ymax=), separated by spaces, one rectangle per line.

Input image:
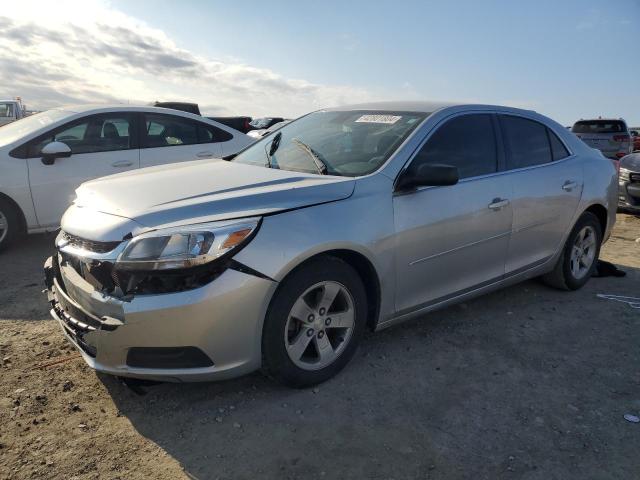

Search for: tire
xmin=542 ymin=212 xmax=602 ymax=291
xmin=262 ymin=256 xmax=367 ymax=388
xmin=0 ymin=198 xmax=21 ymax=253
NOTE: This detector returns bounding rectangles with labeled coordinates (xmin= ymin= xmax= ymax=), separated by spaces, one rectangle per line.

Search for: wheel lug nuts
xmin=319 ymin=308 xmax=326 ymax=315
xmin=307 ymin=329 xmax=314 ymax=337
xmin=318 ymin=331 xmax=325 ymax=338
xmin=307 ymin=314 xmax=315 ymax=323
xmin=325 ymin=318 xmax=331 ymax=326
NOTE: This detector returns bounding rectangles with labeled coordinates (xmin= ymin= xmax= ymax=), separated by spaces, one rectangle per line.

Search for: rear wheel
xmin=262 ymin=257 xmax=367 ymax=387
xmin=0 ymin=198 xmax=21 ymax=253
xmin=542 ymin=212 xmax=602 ymax=290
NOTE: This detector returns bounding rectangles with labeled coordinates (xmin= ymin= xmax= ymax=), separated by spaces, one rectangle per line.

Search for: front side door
xmin=393 ymin=113 xmax=513 ymax=314
xmin=139 ymin=113 xmax=223 ymax=168
xmin=498 ymin=114 xmax=583 ymax=273
xmin=26 ymin=113 xmax=139 ymax=228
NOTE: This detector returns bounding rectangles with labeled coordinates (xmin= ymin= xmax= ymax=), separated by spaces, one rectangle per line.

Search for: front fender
xmin=232 ymin=175 xmax=396 ymax=323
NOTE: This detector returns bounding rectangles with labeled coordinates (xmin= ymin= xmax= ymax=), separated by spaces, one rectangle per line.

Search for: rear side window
xmin=548 ymin=129 xmax=569 ymax=160
xmin=500 ymin=115 xmax=552 ymax=169
xmin=572 ymin=120 xmax=626 ymax=134
xmin=197 ymin=123 xmax=233 ymax=143
xmin=413 ymin=114 xmax=497 ymax=179
xmin=144 ymin=114 xmax=199 ymax=148
xmin=143 ymin=114 xmax=233 ymax=148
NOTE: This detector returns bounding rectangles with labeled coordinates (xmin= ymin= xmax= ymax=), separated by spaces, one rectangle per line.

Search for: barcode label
xmin=355 ymin=115 xmax=401 ymax=124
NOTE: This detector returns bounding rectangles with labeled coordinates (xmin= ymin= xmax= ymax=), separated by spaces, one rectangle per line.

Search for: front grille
xmin=59 ymin=251 xmax=118 ymax=293
xmin=630 ymin=173 xmax=640 ymax=183
xmin=61 ymin=231 xmax=121 ymax=254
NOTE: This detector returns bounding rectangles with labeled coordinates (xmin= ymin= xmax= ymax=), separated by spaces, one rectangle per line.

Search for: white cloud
xmin=0 ymin=0 xmax=375 ymax=117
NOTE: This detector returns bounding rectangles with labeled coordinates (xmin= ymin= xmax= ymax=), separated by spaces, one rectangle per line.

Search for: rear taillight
xmin=615 ymin=152 xmax=626 ymax=159
xmin=613 ymin=134 xmax=630 ymax=143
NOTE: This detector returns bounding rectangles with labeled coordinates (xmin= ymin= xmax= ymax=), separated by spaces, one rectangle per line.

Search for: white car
xmin=0 ymin=105 xmax=252 ymax=251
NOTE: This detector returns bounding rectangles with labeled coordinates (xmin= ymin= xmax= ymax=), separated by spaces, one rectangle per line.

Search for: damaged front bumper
xmin=44 ymin=254 xmax=276 ymax=382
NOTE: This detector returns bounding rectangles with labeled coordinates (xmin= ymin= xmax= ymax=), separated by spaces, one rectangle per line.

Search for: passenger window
xmin=143 ymin=114 xmax=199 ymax=148
xmin=548 ymin=129 xmax=569 ymax=160
xmin=412 ymin=114 xmax=497 ymax=179
xmin=27 ymin=115 xmax=133 ymax=157
xmin=500 ymin=115 xmax=552 ymax=169
xmin=197 ymin=123 xmax=233 ymax=143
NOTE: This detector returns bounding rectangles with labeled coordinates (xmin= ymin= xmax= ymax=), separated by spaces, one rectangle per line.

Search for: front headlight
xmin=619 ymin=167 xmax=630 ymax=182
xmin=116 ymin=218 xmax=260 ymax=271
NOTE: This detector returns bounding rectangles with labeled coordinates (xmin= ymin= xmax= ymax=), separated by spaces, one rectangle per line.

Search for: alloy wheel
xmin=570 ymin=225 xmax=597 ymax=279
xmin=284 ymin=281 xmax=355 ymax=370
xmin=0 ymin=210 xmax=7 ymax=244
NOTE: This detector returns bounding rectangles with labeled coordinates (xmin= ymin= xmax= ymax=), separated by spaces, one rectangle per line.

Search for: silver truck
xmin=0 ymin=98 xmax=26 ymax=127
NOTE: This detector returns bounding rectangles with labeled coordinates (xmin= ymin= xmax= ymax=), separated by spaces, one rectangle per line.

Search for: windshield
xmin=233 ymin=110 xmax=427 ymax=176
xmin=572 ymin=120 xmax=627 ymax=134
xmin=0 ymin=109 xmax=73 ymax=146
xmin=0 ymin=103 xmax=15 ymax=117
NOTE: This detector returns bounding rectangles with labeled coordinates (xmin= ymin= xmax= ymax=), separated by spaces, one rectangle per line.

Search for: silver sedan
xmin=44 ymin=101 xmax=618 ymax=387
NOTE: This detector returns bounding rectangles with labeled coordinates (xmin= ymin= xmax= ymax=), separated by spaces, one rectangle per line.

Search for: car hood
xmin=621 ymin=153 xmax=640 ymax=171
xmin=68 ymin=160 xmax=355 ymax=238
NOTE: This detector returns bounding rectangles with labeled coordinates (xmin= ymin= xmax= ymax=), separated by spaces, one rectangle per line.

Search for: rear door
xmin=500 ymin=114 xmax=583 ymax=273
xmin=26 ymin=113 xmax=139 ymax=228
xmin=393 ymin=113 xmax=513 ymax=313
xmin=139 ymin=113 xmax=225 ymax=168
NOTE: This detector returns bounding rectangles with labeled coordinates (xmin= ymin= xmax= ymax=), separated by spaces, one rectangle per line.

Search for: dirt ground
xmin=1 ymin=214 xmax=639 ymax=480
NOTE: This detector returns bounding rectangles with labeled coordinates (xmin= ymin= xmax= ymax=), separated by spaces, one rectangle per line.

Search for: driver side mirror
xmin=396 ymin=162 xmax=459 ymax=192
xmin=41 ymin=141 xmax=71 ymax=165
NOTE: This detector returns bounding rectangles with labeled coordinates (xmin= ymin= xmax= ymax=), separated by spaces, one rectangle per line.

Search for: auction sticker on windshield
xmin=355 ymin=115 xmax=401 ymax=124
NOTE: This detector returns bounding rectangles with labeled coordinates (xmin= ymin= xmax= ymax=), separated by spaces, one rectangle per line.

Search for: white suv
xmin=571 ymin=118 xmax=632 ymax=161
xmin=0 ymin=105 xmax=252 ymax=251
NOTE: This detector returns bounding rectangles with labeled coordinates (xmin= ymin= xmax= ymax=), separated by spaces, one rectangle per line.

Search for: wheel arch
xmin=583 ymin=203 xmax=608 ymax=236
xmin=269 ymin=249 xmax=382 ymax=332
xmin=0 ymin=191 xmax=27 ymax=236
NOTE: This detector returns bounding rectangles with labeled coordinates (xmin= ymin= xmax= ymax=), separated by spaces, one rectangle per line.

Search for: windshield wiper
xmin=264 ymin=131 xmax=282 ymax=168
xmin=291 ymin=138 xmax=328 ymax=175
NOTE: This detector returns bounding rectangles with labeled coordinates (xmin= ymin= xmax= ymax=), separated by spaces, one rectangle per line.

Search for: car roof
xmin=574 ymin=118 xmax=627 ymax=122
xmin=57 ymin=104 xmax=199 ymax=115
xmin=328 ymin=100 xmax=537 ymax=116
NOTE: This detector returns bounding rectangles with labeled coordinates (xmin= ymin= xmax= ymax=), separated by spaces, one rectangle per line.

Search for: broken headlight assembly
xmin=112 ymin=218 xmax=261 ymax=295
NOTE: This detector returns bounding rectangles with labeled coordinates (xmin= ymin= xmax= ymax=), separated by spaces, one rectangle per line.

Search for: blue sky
xmin=1 ymin=0 xmax=638 ymax=125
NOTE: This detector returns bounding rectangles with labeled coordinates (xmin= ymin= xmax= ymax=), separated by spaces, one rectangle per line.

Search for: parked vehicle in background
xmin=618 ymin=153 xmax=640 ymax=213
xmin=0 ymin=105 xmax=252 ymax=250
xmin=153 ymin=101 xmax=201 ymax=116
xmin=571 ymin=118 xmax=632 ymax=160
xmin=0 ymin=98 xmax=27 ymax=127
xmin=249 ymin=117 xmax=285 ymax=131
xmin=208 ymin=116 xmax=253 ymax=134
xmin=44 ymin=101 xmax=617 ymax=387
xmin=247 ymin=120 xmax=291 ymax=139
xmin=630 ymin=129 xmax=640 ymax=152
xmin=153 ymin=103 xmax=254 ymax=134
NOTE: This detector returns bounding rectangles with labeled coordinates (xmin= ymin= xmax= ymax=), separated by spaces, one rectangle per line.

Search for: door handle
xmin=196 ymin=151 xmax=213 ymax=158
xmin=111 ymin=160 xmax=133 ymax=168
xmin=562 ymin=180 xmax=578 ymax=192
xmin=488 ymin=198 xmax=510 ymax=211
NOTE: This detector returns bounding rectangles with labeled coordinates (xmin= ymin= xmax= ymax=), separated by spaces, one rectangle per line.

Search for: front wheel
xmin=262 ymin=257 xmax=367 ymax=388
xmin=0 ymin=198 xmax=21 ymax=253
xmin=542 ymin=212 xmax=602 ymax=290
